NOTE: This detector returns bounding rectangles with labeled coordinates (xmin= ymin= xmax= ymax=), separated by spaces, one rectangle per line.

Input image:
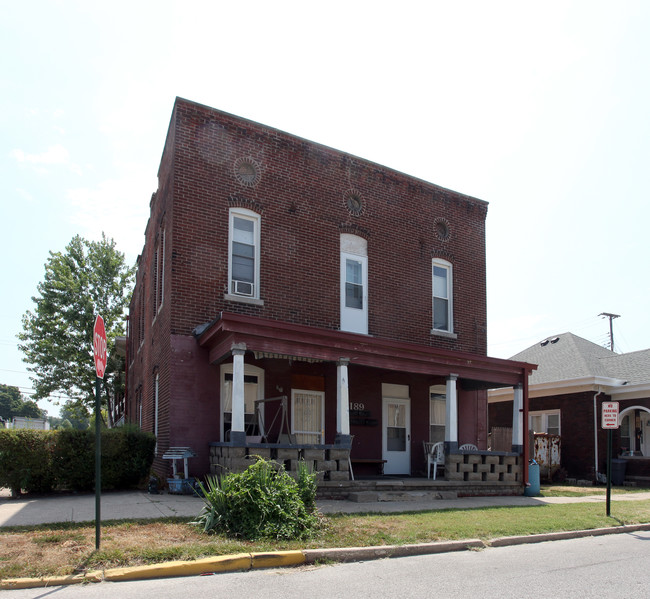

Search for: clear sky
xmin=2 ymin=1 xmax=649 ymax=417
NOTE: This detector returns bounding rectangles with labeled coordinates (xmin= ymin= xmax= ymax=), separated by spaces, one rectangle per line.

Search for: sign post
xmin=93 ymin=315 xmax=108 ymax=550
xmin=601 ymin=401 xmax=619 ymax=517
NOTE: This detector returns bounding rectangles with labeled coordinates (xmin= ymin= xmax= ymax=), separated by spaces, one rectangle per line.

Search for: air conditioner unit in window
xmin=233 ymin=280 xmax=254 ymax=296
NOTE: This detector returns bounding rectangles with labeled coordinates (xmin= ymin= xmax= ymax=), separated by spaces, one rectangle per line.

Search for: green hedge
xmin=0 ymin=426 xmax=155 ymax=496
xmin=0 ymin=430 xmax=56 ymax=496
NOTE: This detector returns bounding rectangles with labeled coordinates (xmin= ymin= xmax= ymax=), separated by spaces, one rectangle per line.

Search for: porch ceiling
xmin=195 ymin=312 xmax=535 ymax=388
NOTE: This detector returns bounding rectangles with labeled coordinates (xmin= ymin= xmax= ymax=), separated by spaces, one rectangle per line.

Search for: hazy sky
xmin=2 ymin=1 xmax=649 ymax=417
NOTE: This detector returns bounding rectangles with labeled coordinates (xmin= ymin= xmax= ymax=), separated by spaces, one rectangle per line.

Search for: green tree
xmin=18 ymin=234 xmax=135 ymax=425
xmin=0 ymin=383 xmax=44 ymax=421
xmin=59 ymin=400 xmax=90 ymax=430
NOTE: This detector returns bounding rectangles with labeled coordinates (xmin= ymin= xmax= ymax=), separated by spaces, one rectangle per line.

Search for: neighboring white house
xmin=8 ymin=417 xmax=50 ymax=430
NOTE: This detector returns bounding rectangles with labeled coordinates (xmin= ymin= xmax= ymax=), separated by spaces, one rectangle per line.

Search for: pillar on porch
xmin=230 ymin=343 xmax=247 ymax=445
xmin=445 ymin=374 xmax=458 ymax=454
xmin=335 ymin=358 xmax=352 ymax=446
xmin=511 ymin=384 xmax=523 ymax=453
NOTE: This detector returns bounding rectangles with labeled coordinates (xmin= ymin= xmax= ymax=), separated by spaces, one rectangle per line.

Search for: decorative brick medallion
xmin=234 ymin=156 xmax=262 ymax=187
xmin=344 ymin=189 xmax=364 ymax=216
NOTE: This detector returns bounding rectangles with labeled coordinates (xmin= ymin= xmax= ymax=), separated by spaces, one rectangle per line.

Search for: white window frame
xmin=220 ymin=363 xmax=265 ymax=441
xmin=429 ymin=385 xmax=446 ymax=443
xmin=340 ymin=234 xmax=368 ymax=334
xmin=226 ymin=207 xmax=262 ymax=304
xmin=432 ymin=259 xmax=453 ymax=335
xmin=529 ymin=410 xmax=561 ymax=435
xmin=291 ymin=389 xmax=325 ymax=444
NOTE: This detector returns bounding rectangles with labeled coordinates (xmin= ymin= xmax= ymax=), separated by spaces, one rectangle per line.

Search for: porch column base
xmin=511 ymin=444 xmax=523 ymax=454
xmin=334 ymin=433 xmax=353 ymax=448
xmin=229 ymin=431 xmax=246 ymax=445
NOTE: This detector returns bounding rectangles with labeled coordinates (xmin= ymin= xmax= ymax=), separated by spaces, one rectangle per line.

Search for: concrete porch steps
xmin=317 ymin=478 xmax=523 ymax=500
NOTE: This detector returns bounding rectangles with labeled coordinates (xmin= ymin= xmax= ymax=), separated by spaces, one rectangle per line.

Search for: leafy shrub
xmin=193 ymin=458 xmax=319 ymax=540
xmin=52 ymin=429 xmax=95 ymax=491
xmin=0 ymin=430 xmax=55 ymax=496
xmin=53 ymin=427 xmax=155 ymax=491
xmin=0 ymin=427 xmax=155 ymax=494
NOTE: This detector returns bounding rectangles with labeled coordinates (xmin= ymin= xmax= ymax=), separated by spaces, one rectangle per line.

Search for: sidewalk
xmin=2 ymin=487 xmax=650 ymax=527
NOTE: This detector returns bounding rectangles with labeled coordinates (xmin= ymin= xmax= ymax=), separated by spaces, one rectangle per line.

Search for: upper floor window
xmin=432 ymin=259 xmax=453 ymax=333
xmin=228 ymin=208 xmax=261 ymax=300
xmin=340 ymin=234 xmax=368 ymax=334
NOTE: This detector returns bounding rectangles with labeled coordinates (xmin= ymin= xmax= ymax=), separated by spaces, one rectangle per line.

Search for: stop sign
xmin=93 ymin=315 xmax=108 ymax=379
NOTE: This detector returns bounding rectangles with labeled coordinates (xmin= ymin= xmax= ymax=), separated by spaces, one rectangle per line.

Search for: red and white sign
xmin=602 ymin=401 xmax=619 ymax=429
xmin=93 ymin=315 xmax=108 ymax=379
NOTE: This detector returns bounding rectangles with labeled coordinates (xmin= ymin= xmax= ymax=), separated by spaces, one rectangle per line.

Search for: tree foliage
xmin=0 ymin=383 xmax=44 ymax=421
xmin=18 ymin=234 xmax=135 ymax=421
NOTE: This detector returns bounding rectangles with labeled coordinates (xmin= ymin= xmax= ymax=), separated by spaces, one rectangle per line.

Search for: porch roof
xmin=195 ymin=312 xmax=535 ymax=389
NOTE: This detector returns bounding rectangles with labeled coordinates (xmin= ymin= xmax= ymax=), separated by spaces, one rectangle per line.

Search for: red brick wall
xmin=127 ymin=97 xmax=493 ymax=476
xmin=165 ymin=98 xmax=488 ymax=353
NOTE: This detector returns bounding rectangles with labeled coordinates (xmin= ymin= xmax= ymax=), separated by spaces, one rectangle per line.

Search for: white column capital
xmin=231 ymin=342 xmax=246 ymax=356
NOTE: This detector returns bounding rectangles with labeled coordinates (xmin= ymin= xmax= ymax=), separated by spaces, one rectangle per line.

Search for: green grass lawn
xmin=540 ymin=484 xmax=650 ymax=497
xmin=2 ymin=499 xmax=650 ymax=580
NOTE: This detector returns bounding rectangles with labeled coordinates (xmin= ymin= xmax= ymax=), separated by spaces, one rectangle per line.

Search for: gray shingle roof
xmin=510 ymin=333 xmax=649 ymax=386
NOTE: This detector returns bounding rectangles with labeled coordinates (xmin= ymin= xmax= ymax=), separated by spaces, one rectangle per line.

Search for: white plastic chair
xmin=459 ymin=443 xmax=478 ymax=451
xmin=424 ymin=441 xmax=445 ymax=479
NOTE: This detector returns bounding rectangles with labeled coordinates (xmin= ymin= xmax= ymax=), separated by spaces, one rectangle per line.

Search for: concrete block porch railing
xmin=209 ymin=442 xmax=351 ymax=481
xmin=446 ymin=453 xmax=522 ymax=483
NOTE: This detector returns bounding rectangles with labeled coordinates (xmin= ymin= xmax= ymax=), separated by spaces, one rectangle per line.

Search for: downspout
xmin=522 ymin=371 xmax=530 ymax=486
xmin=593 ymin=388 xmax=602 ymax=481
xmin=125 ymin=315 xmax=129 ymax=424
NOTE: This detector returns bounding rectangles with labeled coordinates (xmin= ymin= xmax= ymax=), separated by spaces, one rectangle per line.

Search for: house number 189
xmin=351 ymin=402 xmax=365 ymax=411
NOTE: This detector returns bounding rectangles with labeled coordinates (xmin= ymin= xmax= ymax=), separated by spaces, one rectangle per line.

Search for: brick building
xmin=127 ymin=97 xmax=533 ymax=484
xmin=489 ymin=333 xmax=650 ymax=483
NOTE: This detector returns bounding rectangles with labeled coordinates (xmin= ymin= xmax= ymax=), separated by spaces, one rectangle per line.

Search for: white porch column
xmin=230 ymin=343 xmax=247 ymax=445
xmin=335 ymin=358 xmax=352 ymax=446
xmin=445 ymin=374 xmax=458 ymax=453
xmin=512 ymin=384 xmax=524 ymax=453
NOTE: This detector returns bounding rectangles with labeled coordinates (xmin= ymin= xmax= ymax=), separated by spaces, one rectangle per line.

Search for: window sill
xmin=224 ymin=293 xmax=265 ymax=307
xmin=430 ymin=329 xmax=458 ymax=340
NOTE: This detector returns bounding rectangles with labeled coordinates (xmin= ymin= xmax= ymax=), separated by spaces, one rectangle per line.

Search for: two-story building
xmin=126 ymin=97 xmax=534 ymax=490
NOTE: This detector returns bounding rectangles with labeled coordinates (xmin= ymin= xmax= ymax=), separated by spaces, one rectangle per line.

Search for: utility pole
xmin=599 ymin=312 xmax=620 ymax=352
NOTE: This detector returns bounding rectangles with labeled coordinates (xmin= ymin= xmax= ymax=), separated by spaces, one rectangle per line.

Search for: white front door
xmin=382 ymin=394 xmax=411 ymax=475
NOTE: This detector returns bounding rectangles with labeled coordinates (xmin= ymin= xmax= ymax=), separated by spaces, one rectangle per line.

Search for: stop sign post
xmin=93 ymin=315 xmax=107 ymax=550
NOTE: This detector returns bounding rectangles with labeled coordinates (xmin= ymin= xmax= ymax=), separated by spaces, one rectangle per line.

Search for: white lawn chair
xmin=459 ymin=443 xmax=478 ymax=451
xmin=424 ymin=441 xmax=445 ymax=479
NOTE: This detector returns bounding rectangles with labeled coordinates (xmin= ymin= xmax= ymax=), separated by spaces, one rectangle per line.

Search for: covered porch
xmin=196 ymin=312 xmax=535 ymax=493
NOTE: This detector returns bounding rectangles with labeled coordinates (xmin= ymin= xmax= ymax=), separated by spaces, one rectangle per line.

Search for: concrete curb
xmin=3 ymin=524 xmax=650 ymax=590
xmin=303 ymin=539 xmax=484 ymax=563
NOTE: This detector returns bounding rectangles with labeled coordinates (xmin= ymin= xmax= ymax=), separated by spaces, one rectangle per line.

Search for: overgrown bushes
xmin=0 ymin=426 xmax=155 ymax=496
xmin=193 ymin=458 xmax=320 ymax=540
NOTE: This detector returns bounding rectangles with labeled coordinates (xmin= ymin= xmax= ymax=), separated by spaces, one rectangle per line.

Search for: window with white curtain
xmin=429 ymin=385 xmax=446 ymax=443
xmin=529 ymin=410 xmax=561 ymax=435
xmin=292 ymin=390 xmax=324 ymax=444
xmin=220 ymin=363 xmax=265 ymax=440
